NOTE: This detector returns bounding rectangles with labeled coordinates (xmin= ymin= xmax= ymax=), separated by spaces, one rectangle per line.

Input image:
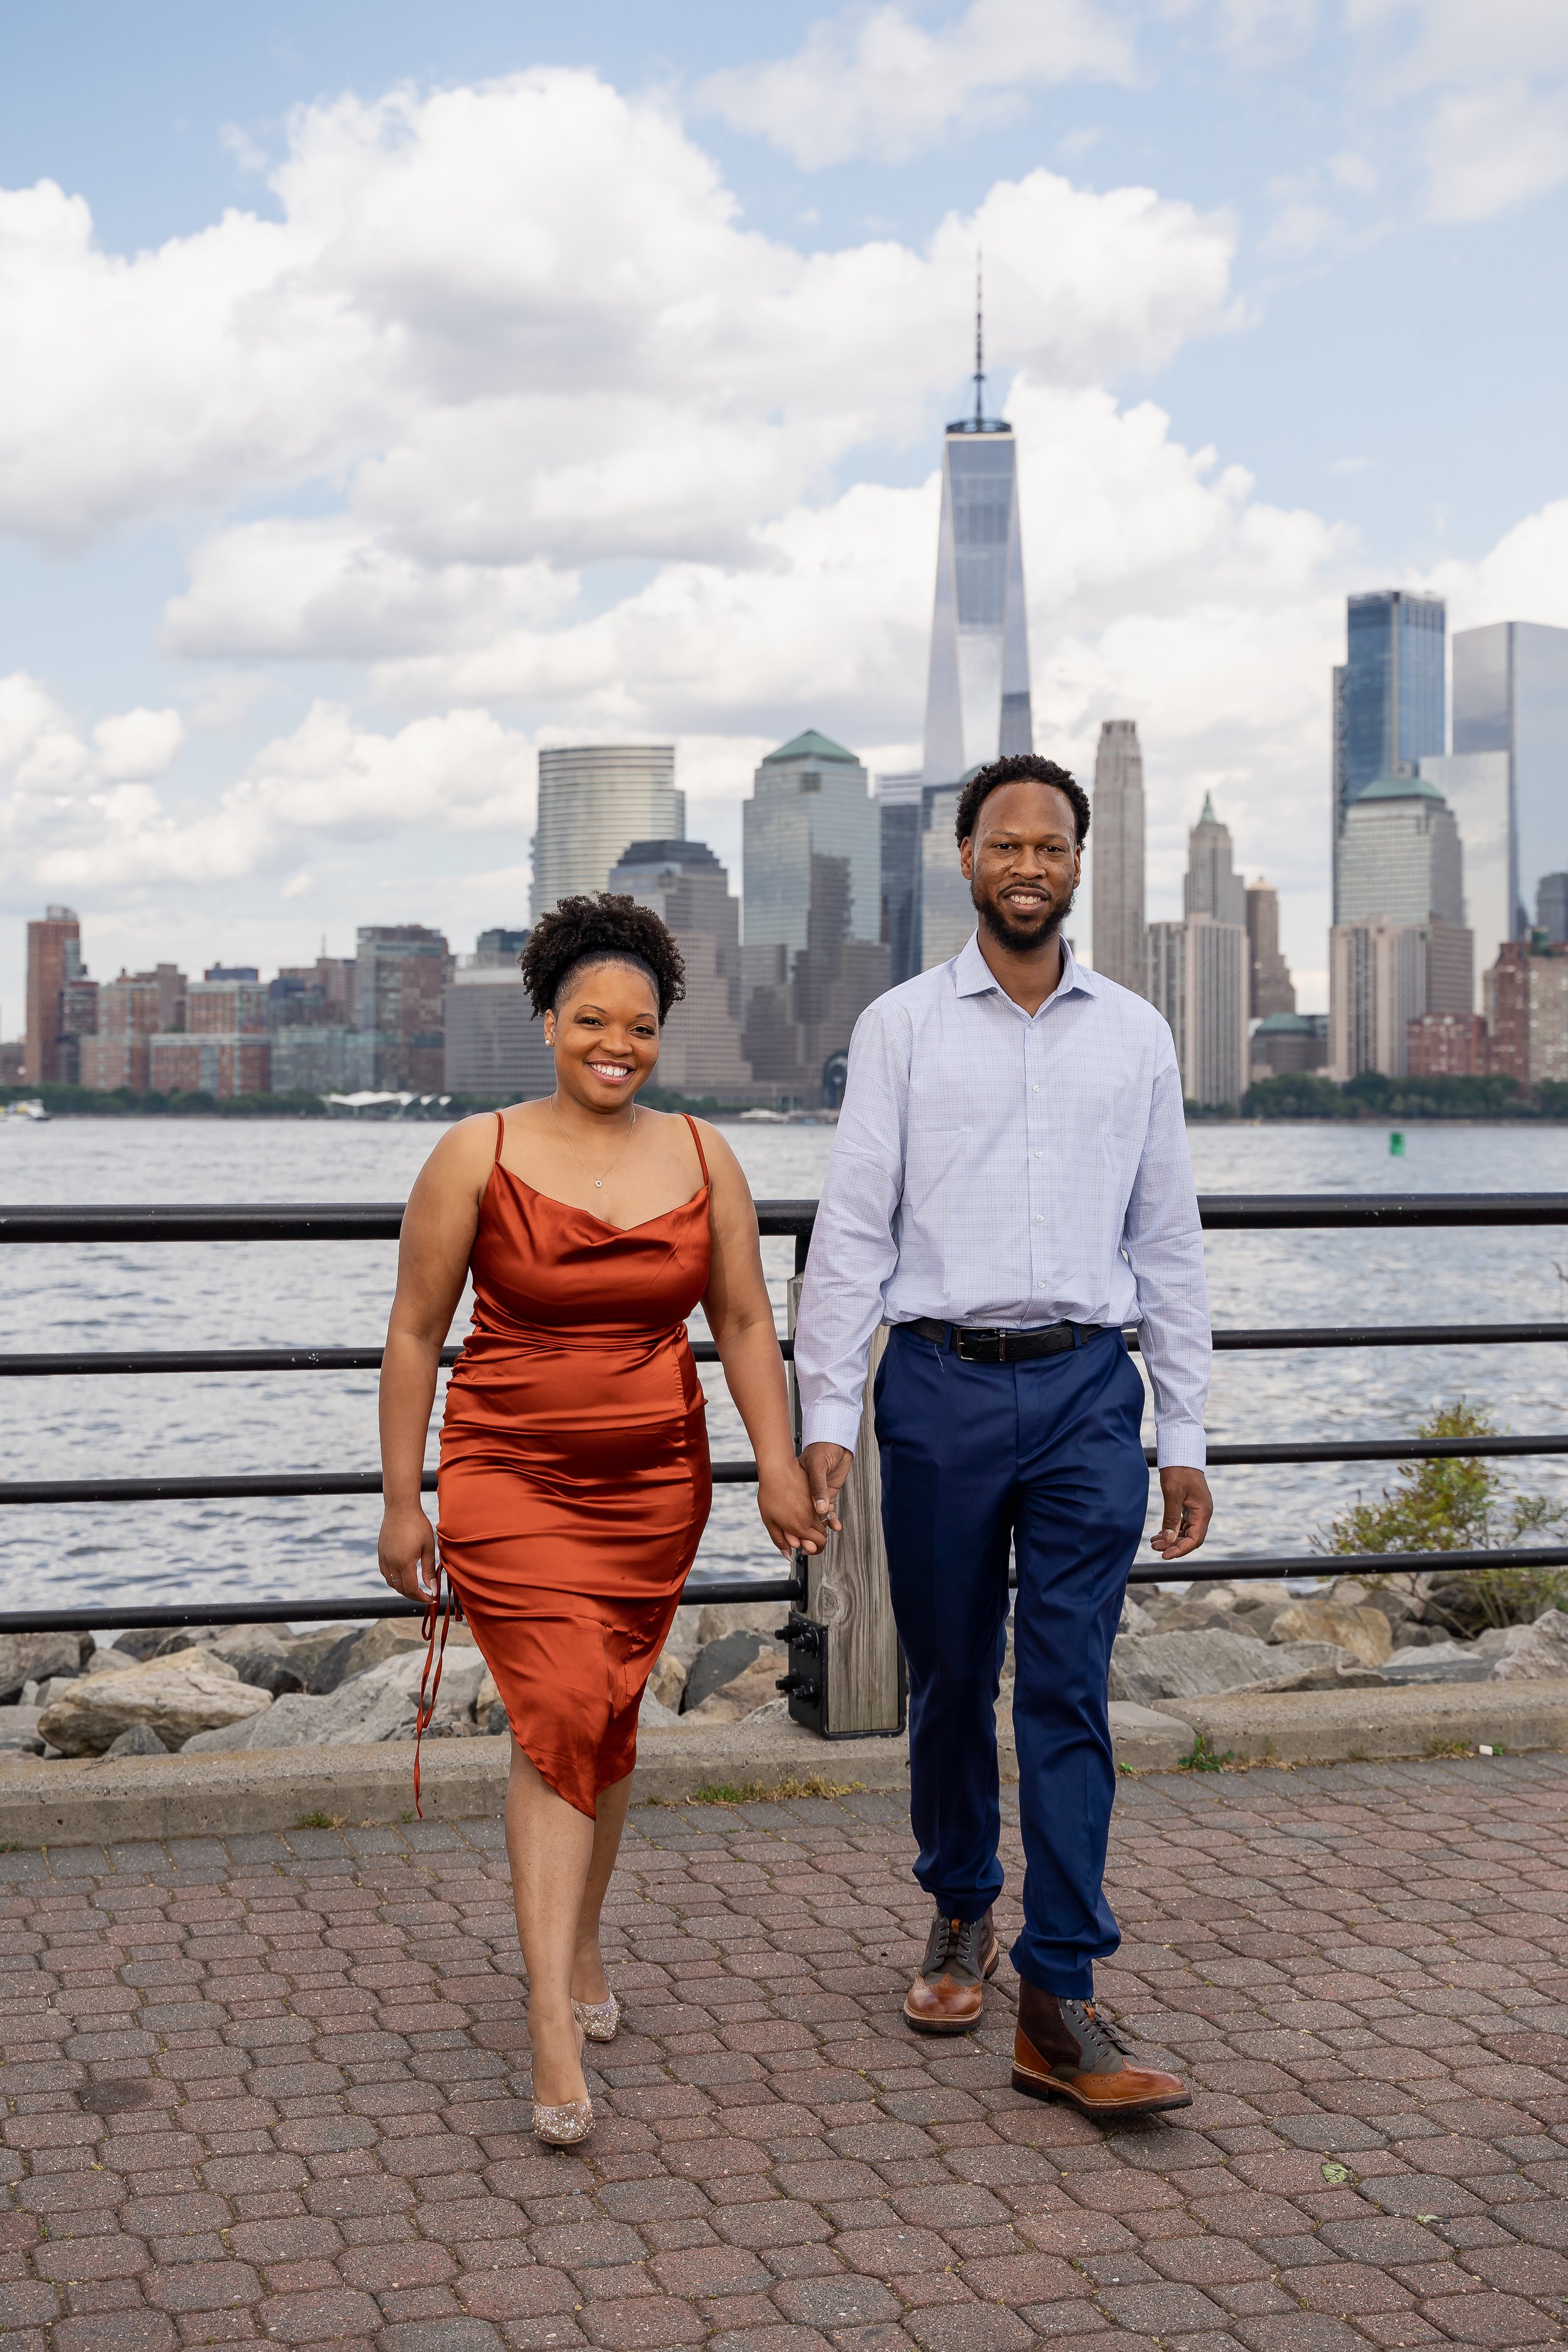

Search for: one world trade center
xmin=921 ymin=287 xmax=1034 ymax=783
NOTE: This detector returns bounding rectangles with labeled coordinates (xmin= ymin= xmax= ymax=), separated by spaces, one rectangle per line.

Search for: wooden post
xmin=788 ymin=1279 xmax=904 ymax=1737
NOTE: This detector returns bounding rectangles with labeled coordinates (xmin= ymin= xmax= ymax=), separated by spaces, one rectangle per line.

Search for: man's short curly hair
xmin=519 ymin=894 xmax=687 ymax=1025
xmin=953 ymin=755 xmax=1090 ymax=848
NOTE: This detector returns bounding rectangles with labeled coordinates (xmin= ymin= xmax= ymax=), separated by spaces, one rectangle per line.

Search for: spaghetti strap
xmin=682 ymin=1113 xmax=710 ymax=1185
xmin=493 ymin=1109 xmax=506 ymax=1165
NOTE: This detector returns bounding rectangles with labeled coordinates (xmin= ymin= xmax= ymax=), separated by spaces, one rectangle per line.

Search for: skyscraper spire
xmin=973 ymin=252 xmax=985 ymax=432
xmin=921 ymin=258 xmax=1032 ymax=783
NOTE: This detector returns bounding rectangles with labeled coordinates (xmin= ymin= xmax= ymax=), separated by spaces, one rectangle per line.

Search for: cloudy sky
xmin=3 ymin=0 xmax=1566 ymax=1024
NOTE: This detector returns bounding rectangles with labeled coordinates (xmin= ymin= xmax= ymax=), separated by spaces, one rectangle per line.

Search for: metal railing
xmin=3 ymin=1190 xmax=1567 ymax=1635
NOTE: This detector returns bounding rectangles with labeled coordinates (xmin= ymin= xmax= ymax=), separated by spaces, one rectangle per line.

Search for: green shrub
xmin=1314 ymin=1400 xmax=1568 ymax=1629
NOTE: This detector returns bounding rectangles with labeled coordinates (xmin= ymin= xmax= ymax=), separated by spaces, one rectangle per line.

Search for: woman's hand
xmin=378 ymin=1503 xmax=438 ymax=1603
xmin=756 ymin=1459 xmax=831 ymax=1558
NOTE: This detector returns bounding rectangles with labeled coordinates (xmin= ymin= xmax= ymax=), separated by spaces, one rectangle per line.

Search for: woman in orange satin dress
xmin=376 ymin=895 xmax=824 ymax=2147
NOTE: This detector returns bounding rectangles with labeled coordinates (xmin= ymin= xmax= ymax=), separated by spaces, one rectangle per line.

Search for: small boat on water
xmin=0 ymin=1099 xmax=49 ymax=1121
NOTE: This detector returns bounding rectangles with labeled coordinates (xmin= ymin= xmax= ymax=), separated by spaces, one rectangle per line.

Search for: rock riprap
xmin=1269 ymin=1595 xmax=1394 ymax=1665
xmin=0 ymin=1630 xmax=90 ymax=1703
xmin=38 ymin=1648 xmax=273 ymax=1755
xmin=182 ymin=1646 xmax=487 ymax=1751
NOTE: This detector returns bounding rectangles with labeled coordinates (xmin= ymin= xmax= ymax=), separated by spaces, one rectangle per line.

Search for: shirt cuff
xmin=1155 ymin=1421 xmax=1207 ymax=1470
xmin=800 ymin=1404 xmax=862 ymax=1454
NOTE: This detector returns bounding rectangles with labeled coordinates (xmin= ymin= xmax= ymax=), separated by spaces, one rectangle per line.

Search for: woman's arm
xmin=698 ymin=1123 xmax=826 ymax=1559
xmin=377 ymin=1120 xmax=494 ymax=1602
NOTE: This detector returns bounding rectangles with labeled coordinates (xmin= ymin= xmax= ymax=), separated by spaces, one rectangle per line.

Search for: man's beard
xmin=973 ymin=881 xmax=1071 ymax=955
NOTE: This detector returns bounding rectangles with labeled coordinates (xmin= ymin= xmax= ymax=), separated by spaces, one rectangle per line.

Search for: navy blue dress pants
xmin=874 ymin=1323 xmax=1149 ymax=1999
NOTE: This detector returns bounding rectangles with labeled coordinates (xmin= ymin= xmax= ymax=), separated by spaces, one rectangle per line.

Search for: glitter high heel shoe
xmin=531 ymin=2094 xmax=594 ymax=2146
xmin=531 ymin=2021 xmax=594 ymax=2146
xmin=571 ymin=1992 xmax=621 ymax=2043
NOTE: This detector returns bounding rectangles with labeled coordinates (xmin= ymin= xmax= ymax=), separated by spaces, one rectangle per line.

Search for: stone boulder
xmin=474 ymin=1668 xmax=508 ymax=1736
xmin=1382 ymin=1641 xmax=1490 ymax=1685
xmin=107 ymin=1629 xmax=166 ymax=1663
xmin=684 ymin=1658 xmax=784 ymax=1722
xmin=684 ymin=1629 xmax=771 ymax=1712
xmin=0 ymin=1706 xmax=45 ymax=1756
xmin=696 ymin=1601 xmax=783 ymax=1644
xmin=648 ymin=1650 xmax=687 ymax=1712
xmin=1108 ymin=1628 xmax=1285 ymax=1707
xmin=639 ymin=1691 xmax=684 ymax=1729
xmin=1222 ymin=1582 xmax=1295 ymax=1641
xmin=1118 ymin=1595 xmax=1154 ymax=1638
xmin=274 ymin=1624 xmax=358 ymax=1684
xmin=103 ymin=1723 xmax=170 ymax=1759
xmin=39 ymin=1649 xmax=272 ymax=1756
xmin=1264 ymin=1641 xmax=1386 ymax=1690
xmin=182 ymin=1647 xmax=488 ymax=1751
xmin=307 ymin=1616 xmax=474 ymax=1695
xmin=0 ymin=1631 xmax=89 ymax=1703
xmin=1269 ymin=1598 xmax=1393 ymax=1667
xmin=1489 ymin=1608 xmax=1568 ymax=1682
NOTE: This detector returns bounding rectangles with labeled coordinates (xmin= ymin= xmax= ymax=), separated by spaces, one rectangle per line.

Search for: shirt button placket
xmin=1027 ymin=1026 xmax=1045 ymax=1305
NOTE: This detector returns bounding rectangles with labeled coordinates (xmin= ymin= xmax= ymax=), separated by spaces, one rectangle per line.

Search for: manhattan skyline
xmin=2 ymin=1 xmax=1567 ymax=1029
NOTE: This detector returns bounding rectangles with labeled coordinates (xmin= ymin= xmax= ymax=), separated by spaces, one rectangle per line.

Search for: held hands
xmin=756 ymin=1459 xmax=834 ymax=1558
xmin=1150 ymin=1468 xmax=1214 ymax=1563
xmin=800 ymin=1441 xmax=852 ymax=1541
xmin=378 ymin=1503 xmax=438 ymax=1604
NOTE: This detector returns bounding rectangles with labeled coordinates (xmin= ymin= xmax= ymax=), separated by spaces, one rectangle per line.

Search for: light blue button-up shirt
xmin=795 ymin=930 xmax=1210 ymax=1468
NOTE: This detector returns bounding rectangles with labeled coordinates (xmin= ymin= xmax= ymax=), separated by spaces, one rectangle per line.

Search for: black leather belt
xmin=902 ymin=1317 xmax=1104 ymax=1363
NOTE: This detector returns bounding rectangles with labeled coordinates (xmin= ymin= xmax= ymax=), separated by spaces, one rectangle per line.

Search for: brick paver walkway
xmin=3 ymin=1757 xmax=1568 ymax=2352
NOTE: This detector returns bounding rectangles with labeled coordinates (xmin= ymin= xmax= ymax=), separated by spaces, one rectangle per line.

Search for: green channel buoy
xmin=1389 ymin=1130 xmax=1405 ymax=1156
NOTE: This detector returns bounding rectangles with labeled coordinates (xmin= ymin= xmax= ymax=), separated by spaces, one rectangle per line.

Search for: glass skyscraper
xmin=1419 ymin=620 xmax=1568 ymax=995
xmin=531 ymin=745 xmax=684 ymax=920
xmin=921 ymin=416 xmax=1032 ymax=783
xmin=1332 ymin=591 xmax=1446 ymax=918
xmin=741 ymin=731 xmax=887 ymax=1103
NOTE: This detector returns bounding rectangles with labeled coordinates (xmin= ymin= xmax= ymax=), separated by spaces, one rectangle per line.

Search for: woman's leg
xmin=504 ymin=1740 xmax=595 ymax=2106
xmin=571 ymin=1769 xmax=633 ymax=2005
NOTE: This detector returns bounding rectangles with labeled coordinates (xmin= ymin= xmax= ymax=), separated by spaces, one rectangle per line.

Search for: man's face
xmin=960 ymin=781 xmax=1082 ymax=952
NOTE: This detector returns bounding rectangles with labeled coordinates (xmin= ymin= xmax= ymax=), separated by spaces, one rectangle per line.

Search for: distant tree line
xmin=1230 ymin=1071 xmax=1568 ymax=1121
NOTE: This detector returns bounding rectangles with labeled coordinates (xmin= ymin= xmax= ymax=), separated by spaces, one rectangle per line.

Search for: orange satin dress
xmin=434 ymin=1110 xmax=713 ymax=1816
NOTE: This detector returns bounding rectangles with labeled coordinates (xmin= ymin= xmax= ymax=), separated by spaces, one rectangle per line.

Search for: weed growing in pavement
xmin=295 ymin=1811 xmax=344 ymax=1830
xmin=676 ymin=1776 xmax=868 ymax=1806
xmin=1178 ymin=1734 xmax=1236 ymax=1772
xmin=1426 ymin=1738 xmax=1473 ymax=1759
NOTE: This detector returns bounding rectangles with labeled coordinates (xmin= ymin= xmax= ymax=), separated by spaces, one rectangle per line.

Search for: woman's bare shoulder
xmin=410 ymin=1113 xmax=501 ymax=1201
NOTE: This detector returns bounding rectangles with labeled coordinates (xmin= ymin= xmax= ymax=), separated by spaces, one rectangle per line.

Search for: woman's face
xmin=544 ymin=960 xmax=661 ymax=1113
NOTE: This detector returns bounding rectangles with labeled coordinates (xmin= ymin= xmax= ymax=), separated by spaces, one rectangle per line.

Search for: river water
xmin=1 ymin=1115 xmax=1566 ymax=1616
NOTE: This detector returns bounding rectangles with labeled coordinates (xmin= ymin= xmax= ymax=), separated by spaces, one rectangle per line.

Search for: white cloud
xmin=1345 ymin=0 xmax=1568 ymax=218
xmin=0 ymin=71 xmax=1235 ymax=594
xmin=91 ymin=708 xmax=185 ymax=780
xmin=1 ymin=689 xmax=539 ymax=896
xmin=697 ymin=0 xmax=1135 ymax=169
xmin=162 ymin=520 xmax=574 ymax=661
xmin=1424 ymin=497 xmax=1568 ymax=630
xmin=1419 ymin=80 xmax=1568 ymax=221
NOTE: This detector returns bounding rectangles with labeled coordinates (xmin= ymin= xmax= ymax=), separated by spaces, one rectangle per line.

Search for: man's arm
xmin=1123 ymin=1038 xmax=1212 ymax=1560
xmin=794 ymin=1001 xmax=909 ymax=1519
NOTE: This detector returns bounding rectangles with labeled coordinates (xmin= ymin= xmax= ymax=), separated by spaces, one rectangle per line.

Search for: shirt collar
xmin=953 ymin=928 xmax=1103 ymax=1008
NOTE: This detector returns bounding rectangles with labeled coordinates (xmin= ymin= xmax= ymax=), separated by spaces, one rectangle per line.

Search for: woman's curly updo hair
xmin=519 ymin=894 xmax=687 ymax=1027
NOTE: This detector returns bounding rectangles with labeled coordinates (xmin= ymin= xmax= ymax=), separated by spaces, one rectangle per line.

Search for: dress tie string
xmin=413 ymin=1565 xmax=462 ymax=1820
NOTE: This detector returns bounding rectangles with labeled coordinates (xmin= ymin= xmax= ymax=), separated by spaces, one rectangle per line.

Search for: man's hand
xmin=800 ymin=1442 xmax=853 ymax=1538
xmin=1150 ymin=1468 xmax=1212 ymax=1562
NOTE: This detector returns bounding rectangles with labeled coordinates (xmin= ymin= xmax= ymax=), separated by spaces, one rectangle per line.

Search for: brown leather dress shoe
xmin=903 ymin=1905 xmax=1000 ymax=2034
xmin=1012 ymin=1979 xmax=1190 ymax=2117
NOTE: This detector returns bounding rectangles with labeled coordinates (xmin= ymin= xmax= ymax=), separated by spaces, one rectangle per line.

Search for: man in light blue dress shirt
xmin=795 ymin=753 xmax=1211 ymax=2119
